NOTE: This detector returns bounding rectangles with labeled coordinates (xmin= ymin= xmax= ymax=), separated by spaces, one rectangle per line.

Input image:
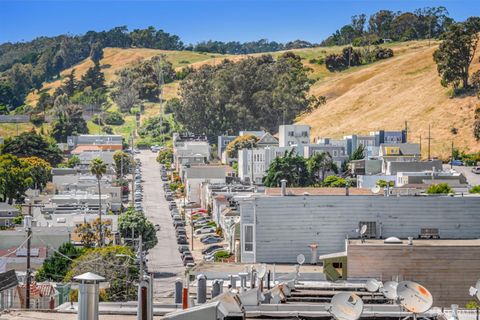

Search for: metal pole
xmin=451 ymin=141 xmax=454 ymax=169
xmin=26 ymin=203 xmax=32 ymax=309
xmin=137 ymin=236 xmax=143 ymax=320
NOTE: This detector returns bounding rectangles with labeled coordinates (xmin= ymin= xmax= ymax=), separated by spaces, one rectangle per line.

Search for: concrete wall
xmin=238 ymin=195 xmax=480 ymax=263
xmin=347 ymin=241 xmax=480 ymax=307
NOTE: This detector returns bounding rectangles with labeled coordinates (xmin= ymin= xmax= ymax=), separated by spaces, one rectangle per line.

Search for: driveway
xmin=137 ymin=150 xmax=184 ymax=302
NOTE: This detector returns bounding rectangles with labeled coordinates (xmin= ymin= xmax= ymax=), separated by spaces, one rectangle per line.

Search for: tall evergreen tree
xmin=81 ymin=63 xmax=106 ymax=90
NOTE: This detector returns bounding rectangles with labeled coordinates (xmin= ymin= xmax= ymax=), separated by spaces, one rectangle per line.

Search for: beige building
xmin=347 ymin=239 xmax=480 ymax=307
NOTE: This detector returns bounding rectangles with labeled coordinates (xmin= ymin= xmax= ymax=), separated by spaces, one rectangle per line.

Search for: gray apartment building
xmin=237 ymin=192 xmax=480 ymax=263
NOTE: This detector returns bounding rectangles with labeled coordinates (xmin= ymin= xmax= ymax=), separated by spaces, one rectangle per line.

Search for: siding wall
xmin=347 ymin=243 xmax=480 ymax=307
xmin=239 ymin=195 xmax=480 ymax=263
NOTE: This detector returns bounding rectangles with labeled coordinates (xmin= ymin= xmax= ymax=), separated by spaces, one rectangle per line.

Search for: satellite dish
xmin=382 ymin=281 xmax=399 ymax=300
xmin=366 ymin=279 xmax=382 ymax=292
xmin=296 ymin=254 xmax=305 ymax=265
xmin=360 ymin=225 xmax=368 ymax=236
xmin=469 ymin=279 xmax=480 ymax=300
xmin=371 ymin=185 xmax=381 ymax=194
xmin=257 ymin=264 xmax=267 ymax=279
xmin=397 ymin=281 xmax=433 ymax=313
xmin=328 ymin=292 xmax=364 ymax=320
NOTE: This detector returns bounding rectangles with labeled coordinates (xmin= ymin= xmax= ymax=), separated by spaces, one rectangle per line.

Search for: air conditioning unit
xmin=419 ymin=228 xmax=439 ymax=239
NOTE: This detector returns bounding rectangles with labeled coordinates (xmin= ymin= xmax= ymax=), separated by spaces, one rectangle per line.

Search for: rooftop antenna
xmin=396 ymin=281 xmax=433 ymax=317
xmin=327 ymin=292 xmax=364 ymax=320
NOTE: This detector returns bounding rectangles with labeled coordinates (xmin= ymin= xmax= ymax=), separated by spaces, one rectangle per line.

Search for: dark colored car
xmin=178 ymin=245 xmax=189 ymax=253
xmin=177 ymin=236 xmax=188 ymax=245
xmin=183 ymin=256 xmax=194 ymax=266
xmin=201 ymin=237 xmax=222 ymax=244
xmin=176 ymin=229 xmax=187 ymax=236
xmin=201 ymin=244 xmax=224 ymax=255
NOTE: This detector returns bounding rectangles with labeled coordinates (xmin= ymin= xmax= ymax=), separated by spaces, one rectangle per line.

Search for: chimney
xmin=280 ymin=179 xmax=287 ymax=196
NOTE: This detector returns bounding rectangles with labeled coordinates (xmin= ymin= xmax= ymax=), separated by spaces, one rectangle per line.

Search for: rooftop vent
xmin=384 ymin=237 xmax=402 ymax=244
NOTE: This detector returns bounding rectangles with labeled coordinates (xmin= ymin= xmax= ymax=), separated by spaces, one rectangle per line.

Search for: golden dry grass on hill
xmin=21 ymin=42 xmax=480 ymax=157
xmin=297 ymin=41 xmax=480 ymax=159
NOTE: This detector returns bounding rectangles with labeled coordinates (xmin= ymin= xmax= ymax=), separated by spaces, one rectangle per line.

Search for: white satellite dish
xmin=360 ymin=225 xmax=368 ymax=236
xmin=469 ymin=279 xmax=480 ymax=300
xmin=366 ymin=279 xmax=382 ymax=292
xmin=382 ymin=281 xmax=399 ymax=300
xmin=257 ymin=264 xmax=267 ymax=279
xmin=327 ymin=292 xmax=364 ymax=320
xmin=371 ymin=185 xmax=381 ymax=194
xmin=397 ymin=281 xmax=433 ymax=313
xmin=296 ymin=254 xmax=305 ymax=265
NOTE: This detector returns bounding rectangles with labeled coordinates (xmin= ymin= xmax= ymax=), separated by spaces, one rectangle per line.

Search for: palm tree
xmin=307 ymin=152 xmax=338 ymax=185
xmin=90 ymin=158 xmax=107 ymax=247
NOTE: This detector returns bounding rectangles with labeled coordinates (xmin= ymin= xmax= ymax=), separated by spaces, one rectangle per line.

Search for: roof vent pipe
xmin=280 ymin=179 xmax=287 ymax=196
xmin=345 ymin=184 xmax=349 ymax=196
xmin=408 ymin=237 xmax=413 ymax=245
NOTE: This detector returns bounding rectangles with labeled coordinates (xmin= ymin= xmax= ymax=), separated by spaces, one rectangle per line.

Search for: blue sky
xmin=0 ymin=0 xmax=478 ymax=44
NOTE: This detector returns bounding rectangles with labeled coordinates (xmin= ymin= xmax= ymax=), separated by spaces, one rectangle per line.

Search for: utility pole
xmin=25 ymin=204 xmax=32 ymax=309
xmin=427 ymin=124 xmax=432 ymax=161
xmin=404 ymin=120 xmax=408 ymax=143
xmin=451 ymin=141 xmax=454 ymax=169
xmin=137 ymin=235 xmax=143 ymax=320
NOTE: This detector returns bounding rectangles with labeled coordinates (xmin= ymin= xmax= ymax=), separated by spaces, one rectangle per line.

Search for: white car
xmin=194 ymin=227 xmax=215 ymax=235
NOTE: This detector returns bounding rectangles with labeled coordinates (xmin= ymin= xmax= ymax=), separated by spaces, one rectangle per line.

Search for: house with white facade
xmin=184 ymin=166 xmax=229 ymax=204
xmin=278 ymin=125 xmax=310 ymax=150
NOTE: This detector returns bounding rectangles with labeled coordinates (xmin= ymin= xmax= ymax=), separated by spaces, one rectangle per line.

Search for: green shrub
xmin=91 ymin=114 xmax=103 ymax=125
xmin=104 ymin=111 xmax=125 ymax=125
xmin=426 ymin=183 xmax=453 ymax=194
xmin=102 ymin=126 xmax=113 ymax=134
xmin=214 ymin=250 xmax=230 ymax=262
xmin=469 ymin=185 xmax=480 ymax=194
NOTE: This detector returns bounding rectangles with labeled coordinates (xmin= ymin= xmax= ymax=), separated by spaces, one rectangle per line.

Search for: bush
xmin=470 ymin=185 xmax=480 ymax=194
xmin=12 ymin=215 xmax=23 ymax=225
xmin=214 ymin=250 xmax=230 ymax=262
xmin=323 ymin=175 xmax=348 ymax=187
xmin=426 ymin=183 xmax=453 ymax=194
xmin=102 ymin=126 xmax=113 ymax=134
xmin=104 ymin=111 xmax=125 ymax=125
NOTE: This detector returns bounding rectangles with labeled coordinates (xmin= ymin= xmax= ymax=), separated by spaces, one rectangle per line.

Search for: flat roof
xmin=265 ymin=187 xmax=378 ymax=196
xmin=348 ymin=239 xmax=480 ymax=246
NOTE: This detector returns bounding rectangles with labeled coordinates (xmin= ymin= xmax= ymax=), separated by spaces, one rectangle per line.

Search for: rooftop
xmin=348 ymin=239 xmax=480 ymax=246
xmin=265 ymin=187 xmax=378 ymax=196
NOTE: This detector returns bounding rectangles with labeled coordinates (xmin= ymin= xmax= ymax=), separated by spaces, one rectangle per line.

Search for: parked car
xmin=161 ymin=176 xmax=169 ymax=182
xmin=450 ymin=159 xmax=464 ymax=166
xmin=178 ymin=245 xmax=189 ymax=253
xmin=472 ymin=166 xmax=480 ymax=174
xmin=195 ymin=227 xmax=216 ymax=235
xmin=174 ymin=221 xmax=185 ymax=229
xmin=203 ymin=249 xmax=224 ymax=261
xmin=201 ymin=236 xmax=222 ymax=244
xmin=169 ymin=202 xmax=177 ymax=210
xmin=177 ymin=235 xmax=188 ymax=245
xmin=183 ymin=256 xmax=194 ymax=266
xmin=176 ymin=229 xmax=187 ymax=236
xmin=201 ymin=244 xmax=224 ymax=255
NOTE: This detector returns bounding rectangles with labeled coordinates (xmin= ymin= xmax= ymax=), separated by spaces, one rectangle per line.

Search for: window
xmin=359 ymin=221 xmax=376 ymax=238
xmin=244 ymin=224 xmax=254 ymax=252
xmin=288 ymin=131 xmax=294 ymax=137
xmin=301 ymin=131 xmax=308 ymax=137
xmin=332 ymin=262 xmax=343 ymax=268
xmin=332 ymin=150 xmax=338 ymax=157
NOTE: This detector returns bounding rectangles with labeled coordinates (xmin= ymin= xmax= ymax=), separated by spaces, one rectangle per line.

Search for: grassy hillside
xmin=26 ymin=47 xmax=226 ymax=104
xmin=297 ymin=40 xmax=480 ymax=159
xmin=15 ymin=41 xmax=480 ymax=157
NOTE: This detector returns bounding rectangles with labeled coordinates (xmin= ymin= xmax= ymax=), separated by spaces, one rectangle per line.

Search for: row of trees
xmin=325 ymin=46 xmax=394 ymax=72
xmin=173 ymin=53 xmax=316 ymax=137
xmin=323 ymin=7 xmax=453 ymax=46
xmin=0 ymin=25 xmax=313 ymax=110
xmin=190 ymin=39 xmax=315 ymax=54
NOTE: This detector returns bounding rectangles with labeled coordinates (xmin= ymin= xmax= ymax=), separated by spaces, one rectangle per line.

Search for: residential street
xmin=138 ymin=151 xmax=184 ymax=302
